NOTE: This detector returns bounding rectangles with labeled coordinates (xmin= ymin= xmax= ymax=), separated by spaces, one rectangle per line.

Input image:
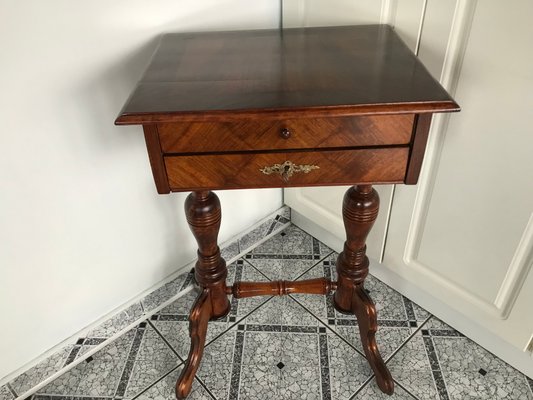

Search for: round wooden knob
xmin=280 ymin=128 xmax=291 ymax=139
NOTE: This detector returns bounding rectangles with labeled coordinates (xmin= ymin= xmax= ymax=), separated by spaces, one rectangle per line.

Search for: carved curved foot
xmin=176 ymin=289 xmax=212 ymax=399
xmin=334 ymin=185 xmax=393 ymax=395
xmin=177 ymin=190 xmax=230 ymax=399
xmin=352 ymin=285 xmax=394 ymax=395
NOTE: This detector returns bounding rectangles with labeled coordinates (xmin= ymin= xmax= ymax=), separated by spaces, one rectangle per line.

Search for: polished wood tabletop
xmin=116 ymin=25 xmax=458 ymax=124
xmin=115 ymin=24 xmax=459 ymax=399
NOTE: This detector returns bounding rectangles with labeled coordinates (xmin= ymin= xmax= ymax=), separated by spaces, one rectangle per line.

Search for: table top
xmin=115 ymin=25 xmax=458 ymax=125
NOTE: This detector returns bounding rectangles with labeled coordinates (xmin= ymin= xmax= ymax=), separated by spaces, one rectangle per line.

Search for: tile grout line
xmin=236 ymin=221 xmax=292 ymax=258
xmin=287 ymin=256 xmax=368 ymax=359
xmin=242 ymin=257 xmax=274 ymax=282
xmin=348 ymin=375 xmax=375 ymax=400
xmin=395 ymin=379 xmax=424 ymax=400
xmin=421 ymin=331 xmax=450 ymax=400
xmin=348 ymin=376 xmax=422 ymax=400
xmin=10 ymin=286 xmax=193 ymax=400
xmin=527 ymin=376 xmax=533 ymax=396
xmin=318 ymin=329 xmax=332 ymax=400
xmin=384 ymin=314 xmax=432 ymax=364
xmin=147 ymin=319 xmax=185 ymax=362
xmin=289 ymin=295 xmax=367 ymax=359
xmin=130 ymin=364 xmax=182 ymax=400
xmin=387 ymin=315 xmax=450 ymax=400
xmin=192 ymin=376 xmax=218 ymax=400
xmin=227 ymin=330 xmax=246 ymax=400
xmin=292 ymin=251 xmax=335 ymax=281
xmin=114 ymin=325 xmax=146 ymax=398
xmin=205 ymin=296 xmax=276 ymax=348
xmin=6 ymin=383 xmax=17 ymax=398
xmin=128 ymin=328 xmax=217 ymax=400
xmin=376 ymin=314 xmax=434 ymax=400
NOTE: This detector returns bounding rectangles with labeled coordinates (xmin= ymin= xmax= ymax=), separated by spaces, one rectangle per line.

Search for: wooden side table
xmin=115 ymin=25 xmax=459 ymax=399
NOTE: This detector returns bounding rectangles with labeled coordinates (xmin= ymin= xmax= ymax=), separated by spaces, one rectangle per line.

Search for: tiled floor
xmin=27 ymin=224 xmax=533 ymax=400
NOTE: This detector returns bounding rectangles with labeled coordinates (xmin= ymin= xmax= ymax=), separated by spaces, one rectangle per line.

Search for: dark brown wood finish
xmin=158 ymin=114 xmax=414 ymax=153
xmin=164 ymin=147 xmax=409 ymax=192
xmin=334 ymin=185 xmax=393 ymax=394
xmin=230 ymin=278 xmax=336 ymax=298
xmin=176 ymin=289 xmax=210 ymax=400
xmin=184 ymin=191 xmax=229 ymax=318
xmin=176 ymin=191 xmax=230 ymax=399
xmin=405 ymin=113 xmax=433 ymax=184
xmin=115 ymin=24 xmax=460 ymax=399
xmin=115 ymin=25 xmax=458 ymax=125
xmin=142 ymin=125 xmax=170 ymax=194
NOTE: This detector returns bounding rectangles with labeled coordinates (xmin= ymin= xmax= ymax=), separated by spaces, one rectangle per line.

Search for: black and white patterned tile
xmin=221 ymin=240 xmax=240 ymax=263
xmin=279 ymin=206 xmax=291 ymax=221
xmin=194 ymin=294 xmax=374 ymax=400
xmin=245 ymin=225 xmax=332 ymax=281
xmin=390 ymin=316 xmax=533 ymax=400
xmin=290 ymin=253 xmax=428 ymax=361
xmin=32 ymin=331 xmax=135 ymax=398
xmin=14 ymin=215 xmax=533 ymax=400
xmin=527 ymin=376 xmax=533 ymax=396
xmin=9 ymin=345 xmax=74 ymax=396
xmin=151 ymin=258 xmax=272 ymax=360
xmin=387 ymin=329 xmax=441 ymax=400
xmin=31 ymin=321 xmax=181 ymax=400
xmin=134 ymin=366 xmax=215 ymax=400
xmin=237 ymin=209 xmax=291 ymax=254
xmin=4 ymin=207 xmax=290 ymax=399
xmin=0 ymin=385 xmax=15 ymax=400
xmin=85 ymin=301 xmax=144 ymax=339
xmin=352 ymin=379 xmax=418 ymax=399
xmin=141 ymin=273 xmax=190 ymax=312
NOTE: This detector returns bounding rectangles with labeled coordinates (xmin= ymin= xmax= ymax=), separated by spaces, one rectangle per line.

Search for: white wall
xmin=0 ymin=0 xmax=282 ymax=380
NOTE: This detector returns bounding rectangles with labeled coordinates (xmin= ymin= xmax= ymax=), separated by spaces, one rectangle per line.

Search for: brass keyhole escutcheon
xmin=260 ymin=161 xmax=320 ymax=182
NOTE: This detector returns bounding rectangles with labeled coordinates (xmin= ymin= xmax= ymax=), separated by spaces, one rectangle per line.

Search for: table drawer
xmin=164 ymin=147 xmax=409 ymax=191
xmin=158 ymin=114 xmax=414 ymax=153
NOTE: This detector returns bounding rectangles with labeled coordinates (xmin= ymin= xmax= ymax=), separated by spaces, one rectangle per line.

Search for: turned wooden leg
xmin=176 ymin=191 xmax=230 ymax=400
xmin=333 ymin=185 xmax=394 ymax=395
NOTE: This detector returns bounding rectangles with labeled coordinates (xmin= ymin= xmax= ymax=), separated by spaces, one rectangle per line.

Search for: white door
xmin=284 ymin=0 xmax=533 ymax=376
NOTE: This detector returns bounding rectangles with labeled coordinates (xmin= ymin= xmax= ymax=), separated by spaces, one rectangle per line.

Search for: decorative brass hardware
xmin=260 ymin=160 xmax=320 ymax=182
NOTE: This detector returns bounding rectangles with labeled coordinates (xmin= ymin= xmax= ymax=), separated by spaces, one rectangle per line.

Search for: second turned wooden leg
xmin=176 ymin=191 xmax=230 ymax=400
xmin=333 ymin=185 xmax=394 ymax=395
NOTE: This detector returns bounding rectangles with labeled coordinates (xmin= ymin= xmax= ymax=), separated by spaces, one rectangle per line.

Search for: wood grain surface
xmin=158 ymin=114 xmax=414 ymax=153
xmin=115 ymin=25 xmax=459 ymax=124
xmin=164 ymin=147 xmax=409 ymax=191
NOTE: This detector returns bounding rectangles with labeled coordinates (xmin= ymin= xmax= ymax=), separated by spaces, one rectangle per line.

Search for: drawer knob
xmin=260 ymin=160 xmax=320 ymax=182
xmin=280 ymin=128 xmax=291 ymax=139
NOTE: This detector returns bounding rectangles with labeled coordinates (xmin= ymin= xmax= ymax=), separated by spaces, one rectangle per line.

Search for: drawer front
xmin=158 ymin=114 xmax=414 ymax=153
xmin=164 ymin=148 xmax=409 ymax=191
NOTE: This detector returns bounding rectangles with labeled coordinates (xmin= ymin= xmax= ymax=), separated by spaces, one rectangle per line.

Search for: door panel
xmin=414 ymin=0 xmax=533 ymax=301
